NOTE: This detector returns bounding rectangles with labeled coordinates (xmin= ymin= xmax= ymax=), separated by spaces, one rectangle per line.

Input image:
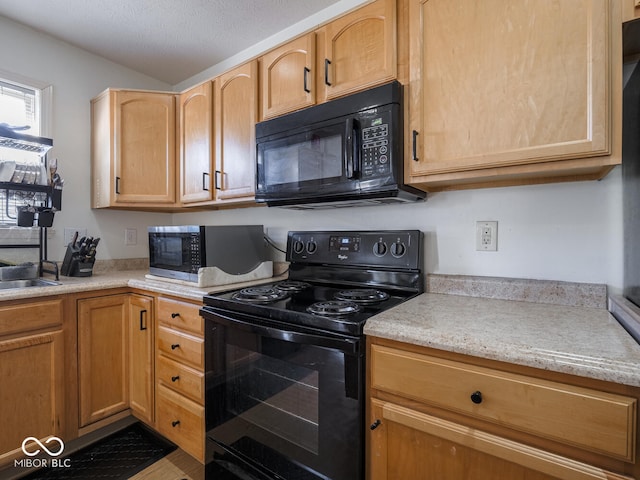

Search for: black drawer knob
xmin=370 ymin=419 xmax=381 ymax=430
xmin=171 ymin=312 xmax=180 ymax=318
xmin=171 ymin=376 xmax=180 ymax=382
xmin=171 ymin=344 xmax=180 ymax=350
xmin=470 ymin=391 xmax=483 ymax=404
xmin=171 ymin=420 xmax=180 ymax=427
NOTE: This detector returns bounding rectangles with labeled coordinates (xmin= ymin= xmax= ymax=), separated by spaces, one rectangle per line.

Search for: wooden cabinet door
xmin=408 ymin=0 xmax=610 ymax=180
xmin=113 ymin=90 xmax=176 ymax=204
xmin=318 ymin=0 xmax=396 ymax=102
xmin=179 ymin=82 xmax=214 ymax=204
xmin=0 ymin=331 xmax=64 ymax=467
xmin=128 ymin=294 xmax=154 ymax=425
xmin=78 ymin=295 xmax=129 ymax=427
xmin=214 ymin=60 xmax=258 ymax=201
xmin=369 ymin=399 xmax=630 ymax=480
xmin=260 ymin=33 xmax=316 ymax=119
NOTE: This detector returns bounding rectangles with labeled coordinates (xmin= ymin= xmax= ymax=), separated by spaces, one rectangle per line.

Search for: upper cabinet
xmin=214 ymin=61 xmax=258 ymax=202
xmin=407 ymin=0 xmax=622 ymax=191
xmin=260 ymin=33 xmax=316 ymax=120
xmin=91 ymin=89 xmax=176 ymax=208
xmin=178 ymin=82 xmax=214 ymax=204
xmin=624 ymin=0 xmax=640 ymax=21
xmin=317 ymin=0 xmax=397 ymax=102
xmin=259 ymin=0 xmax=397 ymax=120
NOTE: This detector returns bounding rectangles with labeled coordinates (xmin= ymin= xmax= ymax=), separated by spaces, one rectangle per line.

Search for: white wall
xmin=0 ymin=4 xmax=625 ymax=294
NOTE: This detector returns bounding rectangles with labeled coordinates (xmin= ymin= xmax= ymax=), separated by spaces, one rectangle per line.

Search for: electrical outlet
xmin=125 ymin=228 xmax=137 ymax=246
xmin=476 ymin=221 xmax=498 ymax=251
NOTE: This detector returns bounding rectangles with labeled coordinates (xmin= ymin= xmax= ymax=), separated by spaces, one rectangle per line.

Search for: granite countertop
xmin=364 ymin=288 xmax=640 ymax=388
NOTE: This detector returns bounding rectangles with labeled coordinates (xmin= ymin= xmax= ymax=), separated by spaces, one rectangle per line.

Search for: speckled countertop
xmin=365 ymin=276 xmax=640 ymax=388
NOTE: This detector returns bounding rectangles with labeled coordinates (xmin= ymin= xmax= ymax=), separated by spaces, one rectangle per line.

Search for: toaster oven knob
xmin=306 ymin=241 xmax=317 ymax=254
xmin=391 ymin=242 xmax=406 ymax=258
xmin=293 ymin=240 xmax=305 ymax=254
xmin=373 ymin=241 xmax=387 ymax=256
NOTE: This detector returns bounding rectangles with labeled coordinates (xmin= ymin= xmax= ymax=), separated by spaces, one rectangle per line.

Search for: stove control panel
xmin=287 ymin=230 xmax=422 ymax=269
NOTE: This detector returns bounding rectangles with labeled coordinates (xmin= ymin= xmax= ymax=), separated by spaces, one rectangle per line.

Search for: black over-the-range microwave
xmin=255 ymin=80 xmax=426 ymax=209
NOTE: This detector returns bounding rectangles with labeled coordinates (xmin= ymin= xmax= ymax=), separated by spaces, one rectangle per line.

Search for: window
xmin=0 ymin=73 xmax=52 ymax=225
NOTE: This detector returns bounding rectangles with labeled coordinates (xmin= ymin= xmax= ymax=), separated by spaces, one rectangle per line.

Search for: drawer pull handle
xmin=470 ymin=391 xmax=483 ymax=404
xmin=370 ymin=419 xmax=381 ymax=430
xmin=171 ymin=344 xmax=180 ymax=350
xmin=171 ymin=375 xmax=180 ymax=382
xmin=171 ymin=312 xmax=180 ymax=318
xmin=171 ymin=420 xmax=180 ymax=427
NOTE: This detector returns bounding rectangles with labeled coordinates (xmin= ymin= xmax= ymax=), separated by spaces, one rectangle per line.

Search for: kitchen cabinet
xmin=368 ymin=339 xmax=640 ymax=480
xmin=0 ymin=299 xmax=65 ymax=468
xmin=128 ymin=294 xmax=154 ymax=425
xmin=213 ymin=61 xmax=258 ymax=203
xmin=407 ymin=0 xmax=622 ymax=191
xmin=78 ymin=294 xmax=129 ymax=427
xmin=178 ymin=82 xmax=215 ymax=204
xmin=155 ymin=296 xmax=205 ymax=462
xmin=624 ymin=0 xmax=640 ymax=22
xmin=260 ymin=33 xmax=316 ymax=119
xmin=316 ymin=0 xmax=396 ymax=103
xmin=91 ymin=89 xmax=176 ymax=208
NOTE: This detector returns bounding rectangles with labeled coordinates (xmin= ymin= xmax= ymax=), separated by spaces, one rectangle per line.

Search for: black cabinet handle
xmin=303 ymin=67 xmax=311 ymax=93
xmin=214 ymin=170 xmax=222 ymax=190
xmin=171 ymin=344 xmax=180 ymax=350
xmin=370 ymin=419 xmax=381 ymax=430
xmin=115 ymin=176 xmax=121 ymax=194
xmin=324 ymin=59 xmax=332 ymax=86
xmin=139 ymin=309 xmax=147 ymax=331
xmin=470 ymin=391 xmax=483 ymax=404
xmin=171 ymin=375 xmax=180 ymax=382
xmin=412 ymin=130 xmax=419 ymax=161
xmin=171 ymin=312 xmax=180 ymax=318
xmin=202 ymin=172 xmax=210 ymax=191
xmin=171 ymin=420 xmax=180 ymax=427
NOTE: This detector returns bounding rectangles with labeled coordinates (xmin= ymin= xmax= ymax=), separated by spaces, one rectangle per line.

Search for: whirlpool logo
xmin=15 ymin=436 xmax=70 ymax=469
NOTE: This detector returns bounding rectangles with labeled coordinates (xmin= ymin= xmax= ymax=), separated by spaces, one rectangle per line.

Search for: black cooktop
xmin=203 ymin=279 xmax=415 ymax=336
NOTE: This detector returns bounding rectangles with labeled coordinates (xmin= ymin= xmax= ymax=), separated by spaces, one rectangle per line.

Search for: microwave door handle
xmin=345 ymin=118 xmax=359 ymax=179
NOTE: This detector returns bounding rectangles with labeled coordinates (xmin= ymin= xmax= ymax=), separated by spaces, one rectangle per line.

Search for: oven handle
xmin=205 ymin=310 xmax=360 ymax=355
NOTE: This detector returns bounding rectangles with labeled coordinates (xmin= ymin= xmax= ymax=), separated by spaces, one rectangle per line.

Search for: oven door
xmin=203 ymin=308 xmax=364 ymax=480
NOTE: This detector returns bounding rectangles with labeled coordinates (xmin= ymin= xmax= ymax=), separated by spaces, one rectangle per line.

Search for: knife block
xmin=61 ymin=244 xmax=95 ymax=277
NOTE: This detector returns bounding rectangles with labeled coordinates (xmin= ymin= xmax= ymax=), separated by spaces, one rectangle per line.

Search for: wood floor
xmin=130 ymin=448 xmax=204 ymax=480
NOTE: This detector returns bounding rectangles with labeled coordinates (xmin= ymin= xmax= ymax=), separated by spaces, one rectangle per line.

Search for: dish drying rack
xmin=0 ymin=125 xmax=61 ymax=279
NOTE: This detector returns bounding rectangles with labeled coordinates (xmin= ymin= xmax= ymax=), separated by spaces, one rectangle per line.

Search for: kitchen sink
xmin=0 ymin=278 xmax=60 ymax=290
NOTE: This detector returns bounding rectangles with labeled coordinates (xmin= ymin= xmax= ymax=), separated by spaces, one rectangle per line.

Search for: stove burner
xmin=307 ymin=300 xmax=361 ymax=316
xmin=274 ymin=281 xmax=311 ymax=292
xmin=334 ymin=289 xmax=390 ymax=304
xmin=232 ymin=286 xmax=290 ymax=304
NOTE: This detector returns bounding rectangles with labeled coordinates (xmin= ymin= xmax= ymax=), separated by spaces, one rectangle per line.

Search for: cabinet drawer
xmin=156 ymin=385 xmax=204 ymax=462
xmin=157 ymin=297 xmax=202 ymax=335
xmin=0 ymin=298 xmax=63 ymax=336
xmin=371 ymin=345 xmax=637 ymax=461
xmin=157 ymin=354 xmax=204 ymax=404
xmin=157 ymin=325 xmax=203 ymax=369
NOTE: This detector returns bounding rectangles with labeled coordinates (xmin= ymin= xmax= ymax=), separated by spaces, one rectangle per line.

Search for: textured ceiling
xmin=0 ymin=0 xmax=341 ymax=85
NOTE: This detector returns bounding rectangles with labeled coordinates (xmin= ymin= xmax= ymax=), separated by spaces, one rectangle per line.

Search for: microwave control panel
xmin=361 ymin=113 xmax=391 ymax=178
xmin=189 ymin=233 xmax=202 ymax=272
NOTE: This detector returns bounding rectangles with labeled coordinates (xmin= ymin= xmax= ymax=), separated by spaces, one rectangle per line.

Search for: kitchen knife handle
xmin=115 ymin=176 xmax=121 ymax=194
xmin=202 ymin=172 xmax=210 ymax=191
xmin=412 ymin=130 xmax=419 ymax=161
xmin=324 ymin=59 xmax=332 ymax=86
xmin=303 ymin=67 xmax=311 ymax=93
xmin=139 ymin=309 xmax=148 ymax=331
xmin=214 ymin=170 xmax=222 ymax=190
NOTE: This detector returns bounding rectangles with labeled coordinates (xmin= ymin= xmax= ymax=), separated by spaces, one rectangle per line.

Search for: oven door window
xmin=206 ymin=317 xmax=363 ymax=480
xmin=148 ymin=233 xmax=194 ymax=273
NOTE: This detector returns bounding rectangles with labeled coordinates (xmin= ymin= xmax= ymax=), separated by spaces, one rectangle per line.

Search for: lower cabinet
xmin=77 ymin=293 xmax=155 ymax=428
xmin=0 ymin=298 xmax=65 ymax=468
xmin=368 ymin=339 xmax=640 ymax=480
